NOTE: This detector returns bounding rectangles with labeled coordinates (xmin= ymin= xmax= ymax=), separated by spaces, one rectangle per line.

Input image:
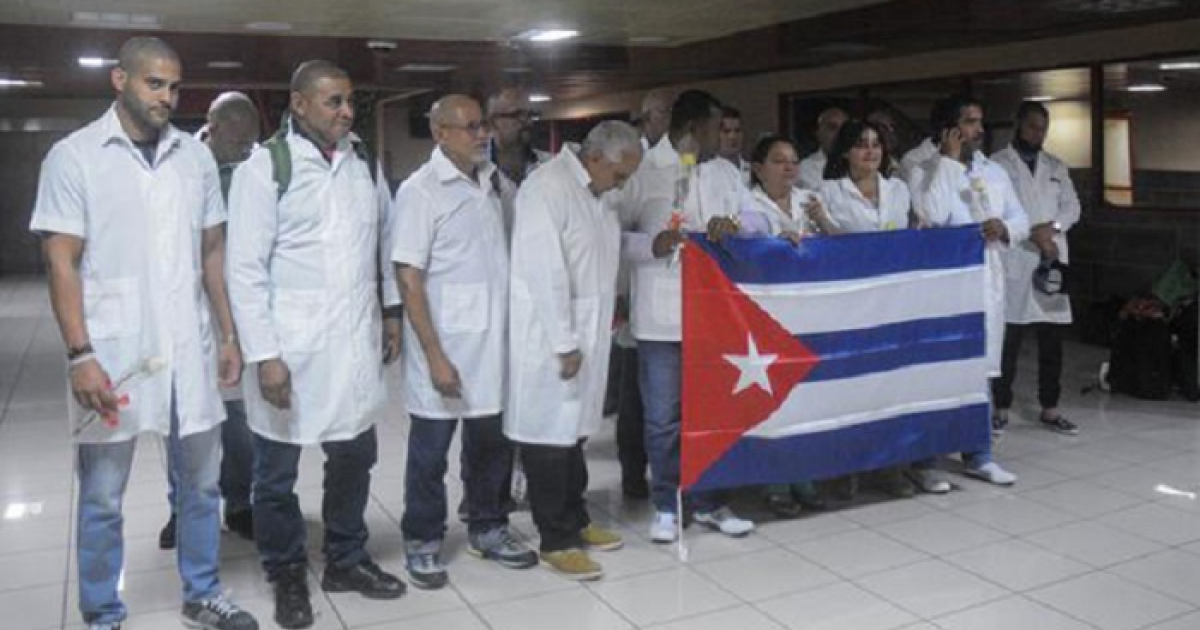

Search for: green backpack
xmin=263 ymin=115 xmax=376 ymax=200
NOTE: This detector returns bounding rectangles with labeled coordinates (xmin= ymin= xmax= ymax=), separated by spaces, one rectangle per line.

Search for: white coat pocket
xmin=273 ymin=288 xmax=327 ymax=353
xmin=440 ymin=282 xmax=489 ymax=333
xmin=651 ymin=275 xmax=682 ymax=328
xmin=84 ymin=278 xmax=140 ymax=340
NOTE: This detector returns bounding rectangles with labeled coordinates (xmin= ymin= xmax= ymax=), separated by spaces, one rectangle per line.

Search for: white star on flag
xmin=723 ymin=333 xmax=778 ymax=395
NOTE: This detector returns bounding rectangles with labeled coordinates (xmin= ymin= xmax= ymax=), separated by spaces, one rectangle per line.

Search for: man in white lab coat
xmin=506 ymin=121 xmax=644 ymax=580
xmin=392 ymin=95 xmax=538 ymax=592
xmin=907 ymin=94 xmax=1030 ymax=489
xmin=31 ymin=37 xmax=257 ymax=630
xmin=798 ymin=106 xmax=848 ymax=190
xmin=717 ymin=106 xmax=751 ymax=186
xmin=618 ymin=89 xmax=764 ymax=543
xmin=227 ymin=60 xmax=405 ymax=629
xmin=991 ymin=101 xmax=1082 ymax=436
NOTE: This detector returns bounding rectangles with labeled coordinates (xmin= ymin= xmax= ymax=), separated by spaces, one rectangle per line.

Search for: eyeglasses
xmin=441 ymin=120 xmax=491 ymax=135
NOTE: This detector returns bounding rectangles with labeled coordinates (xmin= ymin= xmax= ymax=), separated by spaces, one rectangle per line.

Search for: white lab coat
xmin=506 ymin=148 xmax=621 ymax=445
xmin=616 ymin=137 xmax=759 ymax=342
xmin=819 ymin=175 xmax=911 ymax=233
xmin=391 ymin=148 xmax=509 ymax=419
xmin=748 ymin=184 xmax=820 ymax=236
xmin=898 ymin=138 xmax=938 ymax=186
xmin=30 ymin=106 xmax=226 ymax=442
xmin=910 ymin=153 xmax=1031 ymax=376
xmin=798 ymin=150 xmax=827 ymax=190
xmin=991 ymin=146 xmax=1081 ymax=325
xmin=226 ymin=124 xmax=392 ymax=444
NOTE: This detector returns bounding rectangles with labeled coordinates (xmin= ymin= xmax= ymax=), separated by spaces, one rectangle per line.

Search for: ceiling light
xmin=367 ymin=40 xmax=397 ymax=52
xmin=529 ymin=94 xmax=551 ymax=103
xmin=1028 ymin=95 xmax=1055 ymax=102
xmin=521 ymin=29 xmax=579 ymax=43
xmin=397 ymin=63 xmax=457 ymax=73
xmin=244 ymin=21 xmax=292 ymax=32
xmin=1160 ymin=61 xmax=1200 ymax=70
xmin=72 ymin=11 xmax=160 ymax=28
xmin=207 ymin=61 xmax=243 ymax=70
xmin=78 ymin=57 xmax=117 ymax=69
xmin=0 ymin=78 xmax=43 ymax=87
xmin=1127 ymin=83 xmax=1167 ymax=92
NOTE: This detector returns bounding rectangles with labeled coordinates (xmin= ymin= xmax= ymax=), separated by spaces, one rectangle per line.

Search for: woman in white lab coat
xmin=746 ymin=134 xmax=832 ymax=517
xmin=819 ymin=119 xmax=912 ymax=234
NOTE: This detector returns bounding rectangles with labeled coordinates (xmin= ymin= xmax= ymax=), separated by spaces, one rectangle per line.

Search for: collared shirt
xmin=30 ymin=105 xmax=227 ymax=442
xmin=798 ymin=150 xmax=827 ymax=190
xmin=226 ymin=120 xmax=391 ymax=444
xmin=819 ymin=174 xmax=911 ymax=233
xmin=613 ymin=136 xmax=758 ymax=342
xmin=392 ymin=147 xmax=509 ymax=419
xmin=749 ymin=184 xmax=821 ymax=236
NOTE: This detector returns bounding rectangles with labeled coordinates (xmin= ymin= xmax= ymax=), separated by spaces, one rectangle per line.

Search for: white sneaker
xmin=649 ymin=511 xmax=677 ymax=544
xmin=964 ymin=462 xmax=1017 ymax=486
xmin=908 ymin=468 xmax=951 ymax=494
xmin=692 ymin=506 xmax=754 ymax=537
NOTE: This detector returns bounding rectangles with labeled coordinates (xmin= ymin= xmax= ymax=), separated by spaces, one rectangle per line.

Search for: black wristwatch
xmin=67 ymin=342 xmax=94 ymax=360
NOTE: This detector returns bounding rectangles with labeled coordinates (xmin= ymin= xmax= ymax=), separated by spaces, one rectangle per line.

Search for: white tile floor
xmin=2 ymin=275 xmax=1200 ymax=630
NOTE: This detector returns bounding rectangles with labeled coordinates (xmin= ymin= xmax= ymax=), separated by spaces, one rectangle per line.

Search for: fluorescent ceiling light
xmin=73 ymin=11 xmax=160 ymax=29
xmin=1028 ymin=95 xmax=1055 ymax=102
xmin=524 ymin=29 xmax=579 ymax=42
xmin=397 ymin=63 xmax=457 ymax=73
xmin=207 ymin=61 xmax=244 ymax=70
xmin=78 ymin=57 xmax=117 ymax=69
xmin=1127 ymin=83 xmax=1167 ymax=92
xmin=0 ymin=78 xmax=43 ymax=87
xmin=245 ymin=21 xmax=292 ymax=32
xmin=1160 ymin=61 xmax=1200 ymax=70
xmin=529 ymin=94 xmax=551 ymax=103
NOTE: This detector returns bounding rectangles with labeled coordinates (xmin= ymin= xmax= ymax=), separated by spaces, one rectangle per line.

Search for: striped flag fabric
xmin=681 ymin=226 xmax=992 ymax=492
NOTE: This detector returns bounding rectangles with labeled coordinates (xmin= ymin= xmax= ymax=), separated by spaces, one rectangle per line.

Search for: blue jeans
xmin=401 ymin=414 xmax=511 ymax=544
xmin=167 ymin=399 xmax=254 ymax=514
xmin=77 ymin=406 xmax=222 ymax=625
xmin=638 ymin=341 xmax=720 ymax=514
xmin=252 ymin=427 xmax=377 ymax=580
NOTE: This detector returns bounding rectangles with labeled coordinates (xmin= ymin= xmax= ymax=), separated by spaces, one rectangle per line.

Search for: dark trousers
xmin=521 ymin=440 xmax=591 ymax=553
xmin=993 ymin=322 xmax=1066 ymax=410
xmin=252 ymin=427 xmax=377 ymax=580
xmin=401 ymin=414 xmax=512 ymax=543
xmin=615 ymin=346 xmax=647 ymax=483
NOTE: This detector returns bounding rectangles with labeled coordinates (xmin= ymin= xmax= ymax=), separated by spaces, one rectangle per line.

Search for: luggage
xmin=1108 ymin=299 xmax=1173 ymax=400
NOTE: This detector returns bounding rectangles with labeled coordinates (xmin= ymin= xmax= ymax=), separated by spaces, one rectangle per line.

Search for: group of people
xmin=31 ymin=33 xmax=1081 ymax=630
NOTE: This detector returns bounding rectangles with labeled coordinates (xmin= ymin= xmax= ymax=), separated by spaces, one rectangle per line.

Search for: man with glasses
xmin=392 ymin=94 xmax=538 ymax=591
xmin=487 ymin=87 xmax=552 ymax=239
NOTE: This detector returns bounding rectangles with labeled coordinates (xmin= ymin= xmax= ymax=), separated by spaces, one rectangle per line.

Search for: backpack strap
xmin=264 ymin=114 xmax=292 ymax=200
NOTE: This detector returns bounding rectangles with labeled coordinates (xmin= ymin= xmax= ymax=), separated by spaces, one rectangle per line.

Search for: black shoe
xmin=765 ymin=492 xmax=803 ymax=518
xmin=159 ymin=513 xmax=177 ymax=550
xmin=622 ymin=476 xmax=650 ymax=500
xmin=224 ymin=509 xmax=254 ymax=541
xmin=321 ymin=560 xmax=406 ymax=600
xmin=992 ymin=410 xmax=1009 ymax=436
xmin=273 ymin=564 xmax=313 ymax=630
xmin=1040 ymin=414 xmax=1079 ymax=435
xmin=792 ymin=483 xmax=827 ymax=511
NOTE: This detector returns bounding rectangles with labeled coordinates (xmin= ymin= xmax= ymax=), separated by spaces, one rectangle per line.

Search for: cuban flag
xmin=681 ymin=226 xmax=991 ymax=492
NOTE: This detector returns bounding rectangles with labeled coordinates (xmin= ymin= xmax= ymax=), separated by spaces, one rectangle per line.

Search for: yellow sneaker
xmin=580 ymin=524 xmax=624 ymax=551
xmin=541 ymin=549 xmax=603 ymax=581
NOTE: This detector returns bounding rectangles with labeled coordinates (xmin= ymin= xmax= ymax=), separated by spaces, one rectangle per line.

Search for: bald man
xmin=392 ymin=94 xmax=538 ymax=590
xmin=227 ymin=60 xmax=405 ymax=629
xmin=32 ymin=36 xmax=257 ymax=630
xmin=798 ymin=106 xmax=849 ymax=189
xmin=639 ymin=88 xmax=673 ymax=149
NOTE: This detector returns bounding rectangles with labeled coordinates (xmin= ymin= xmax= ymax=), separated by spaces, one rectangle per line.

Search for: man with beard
xmin=908 ymin=93 xmax=1028 ymax=490
xmin=227 ymin=60 xmax=406 ymax=629
xmin=990 ymin=101 xmax=1082 ymax=436
xmin=488 ymin=87 xmax=552 ymax=238
xmin=31 ymin=36 xmax=257 ymax=630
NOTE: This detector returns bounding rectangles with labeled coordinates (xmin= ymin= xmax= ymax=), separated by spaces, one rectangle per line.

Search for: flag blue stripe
xmin=798 ymin=313 xmax=986 ymax=382
xmin=688 ymin=403 xmax=992 ymax=492
xmin=688 ymin=225 xmax=984 ymax=284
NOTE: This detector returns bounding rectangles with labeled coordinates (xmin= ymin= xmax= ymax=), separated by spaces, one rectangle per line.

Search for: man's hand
xmin=1030 ymin=222 xmax=1060 ymax=260
xmin=706 ymin=216 xmax=740 ymax=242
xmin=779 ymin=230 xmax=803 ymax=245
xmin=939 ymin=127 xmax=964 ymax=161
xmin=652 ymin=229 xmax=686 ymax=258
xmin=382 ymin=316 xmax=402 ymax=365
xmin=558 ymin=349 xmax=583 ymax=380
xmin=258 ymin=359 xmax=292 ymax=410
xmin=70 ymin=359 xmax=119 ymax=415
xmin=429 ymin=352 xmax=463 ymax=398
xmin=981 ymin=218 xmax=1009 ymax=243
xmin=218 ymin=338 xmax=243 ymax=388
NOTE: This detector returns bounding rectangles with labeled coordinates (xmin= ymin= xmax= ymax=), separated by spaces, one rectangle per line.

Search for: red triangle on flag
xmin=681 ymin=242 xmax=820 ymax=489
